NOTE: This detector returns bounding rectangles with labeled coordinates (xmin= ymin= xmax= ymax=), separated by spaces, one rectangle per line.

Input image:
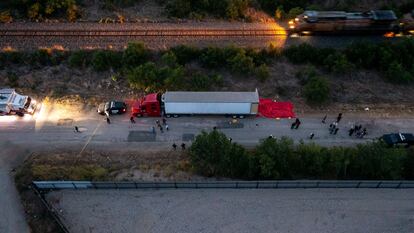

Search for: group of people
xmin=326 ymin=113 xmax=343 ymax=135
xmin=154 ymin=118 xmax=169 ymax=133
xmin=172 ymin=143 xmax=186 ymax=150
xmin=349 ymin=125 xmax=367 ymax=138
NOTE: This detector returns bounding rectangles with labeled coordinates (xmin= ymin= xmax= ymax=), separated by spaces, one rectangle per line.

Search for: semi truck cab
xmin=131 ymin=93 xmax=162 ymax=117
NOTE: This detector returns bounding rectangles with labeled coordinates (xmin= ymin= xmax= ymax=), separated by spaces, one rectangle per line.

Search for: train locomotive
xmin=288 ymin=10 xmax=414 ymax=35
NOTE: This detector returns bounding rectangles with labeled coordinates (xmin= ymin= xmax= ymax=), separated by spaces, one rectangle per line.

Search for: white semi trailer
xmin=0 ymin=88 xmax=39 ymax=116
xmin=161 ymin=90 xmax=259 ymax=117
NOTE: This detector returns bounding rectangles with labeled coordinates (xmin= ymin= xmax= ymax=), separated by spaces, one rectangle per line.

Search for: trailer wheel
xmin=239 ymin=115 xmax=245 ymax=119
xmin=16 ymin=112 xmax=24 ymax=117
xmin=166 ymin=114 xmax=171 ymax=118
xmin=173 ymin=114 xmax=179 ymax=118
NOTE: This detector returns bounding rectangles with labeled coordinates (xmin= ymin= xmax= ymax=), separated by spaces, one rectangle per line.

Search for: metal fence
xmin=33 ymin=180 xmax=414 ymax=190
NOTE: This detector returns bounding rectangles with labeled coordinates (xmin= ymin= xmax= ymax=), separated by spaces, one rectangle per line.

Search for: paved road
xmin=48 ymin=189 xmax=414 ymax=233
xmin=1 ymin=104 xmax=414 ymax=233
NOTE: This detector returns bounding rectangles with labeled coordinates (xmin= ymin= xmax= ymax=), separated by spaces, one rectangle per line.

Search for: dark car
xmin=380 ymin=133 xmax=414 ymax=147
xmin=97 ymin=101 xmax=127 ymax=115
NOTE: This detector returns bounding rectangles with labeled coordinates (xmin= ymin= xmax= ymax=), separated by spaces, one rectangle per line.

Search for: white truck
xmin=0 ymin=88 xmax=39 ymax=116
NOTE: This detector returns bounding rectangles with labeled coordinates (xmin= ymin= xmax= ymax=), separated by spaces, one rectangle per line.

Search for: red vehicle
xmin=131 ymin=93 xmax=162 ymax=117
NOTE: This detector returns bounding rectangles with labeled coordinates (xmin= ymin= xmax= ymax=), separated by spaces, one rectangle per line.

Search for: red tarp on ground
xmin=258 ymin=98 xmax=295 ymax=118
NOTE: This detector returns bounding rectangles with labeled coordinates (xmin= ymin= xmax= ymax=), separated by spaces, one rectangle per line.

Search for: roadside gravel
xmin=48 ymin=188 xmax=414 ymax=233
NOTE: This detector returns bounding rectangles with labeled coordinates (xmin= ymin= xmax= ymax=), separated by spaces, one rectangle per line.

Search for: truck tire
xmin=166 ymin=114 xmax=171 ymax=118
xmin=16 ymin=112 xmax=24 ymax=117
xmin=173 ymin=114 xmax=179 ymax=118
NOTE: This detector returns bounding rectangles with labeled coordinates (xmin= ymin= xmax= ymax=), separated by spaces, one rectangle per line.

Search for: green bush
xmin=190 ymin=134 xmax=412 ymax=180
xmin=122 ymin=42 xmax=149 ymax=69
xmin=286 ymin=7 xmax=304 ymax=19
xmin=295 ymin=65 xmax=317 ymax=85
xmin=303 ymin=76 xmax=330 ymax=104
xmin=7 ymin=72 xmax=19 ymax=87
xmin=6 ymin=0 xmax=80 ymax=21
xmin=186 ymin=72 xmax=222 ymax=91
xmin=348 ymin=142 xmax=407 ymax=180
xmin=255 ymin=64 xmax=270 ymax=82
xmin=385 ymin=62 xmax=413 ymax=84
xmin=68 ymin=50 xmax=90 ymax=68
xmin=169 ymin=45 xmax=200 ymax=65
xmin=166 ymin=0 xmax=249 ymax=19
xmin=161 ymin=51 xmax=178 ymax=67
xmin=91 ymin=50 xmax=122 ymax=71
xmin=227 ymin=51 xmax=255 ymax=75
xmin=190 ymin=130 xmax=251 ymax=178
xmin=127 ymin=62 xmax=159 ymax=92
xmin=323 ymin=52 xmax=354 ymax=74
xmin=200 ymin=47 xmax=226 ymax=68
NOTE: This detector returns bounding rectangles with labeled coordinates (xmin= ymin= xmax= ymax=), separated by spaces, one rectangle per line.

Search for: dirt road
xmin=48 ymin=188 xmax=414 ymax=233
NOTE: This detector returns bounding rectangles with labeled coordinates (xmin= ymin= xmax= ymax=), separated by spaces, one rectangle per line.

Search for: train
xmin=289 ymin=10 xmax=414 ymax=35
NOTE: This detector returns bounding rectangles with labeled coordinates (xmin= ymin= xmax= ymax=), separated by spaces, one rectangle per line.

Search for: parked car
xmin=380 ymin=133 xmax=414 ymax=147
xmin=97 ymin=101 xmax=127 ymax=115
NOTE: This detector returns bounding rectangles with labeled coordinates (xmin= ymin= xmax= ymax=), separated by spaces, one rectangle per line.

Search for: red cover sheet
xmin=258 ymin=98 xmax=295 ymax=118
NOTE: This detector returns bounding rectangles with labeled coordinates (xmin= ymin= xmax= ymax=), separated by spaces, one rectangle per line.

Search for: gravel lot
xmin=48 ymin=189 xmax=414 ymax=233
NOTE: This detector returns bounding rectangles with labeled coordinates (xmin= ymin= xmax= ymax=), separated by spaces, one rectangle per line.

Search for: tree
xmin=286 ymin=7 xmax=304 ymax=19
xmin=127 ymin=62 xmax=159 ymax=92
xmin=303 ymin=76 xmax=330 ymax=104
xmin=323 ymin=53 xmax=354 ymax=74
xmin=227 ymin=51 xmax=255 ymax=75
xmin=255 ymin=64 xmax=270 ymax=82
xmin=385 ymin=61 xmax=413 ymax=84
xmin=255 ymin=137 xmax=296 ymax=179
xmin=189 ymin=130 xmax=233 ymax=176
xmin=122 ymin=42 xmax=148 ymax=68
xmin=68 ymin=50 xmax=90 ymax=68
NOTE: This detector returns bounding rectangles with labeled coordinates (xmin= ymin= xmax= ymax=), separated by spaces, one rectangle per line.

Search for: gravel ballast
xmin=48 ymin=188 xmax=414 ymax=233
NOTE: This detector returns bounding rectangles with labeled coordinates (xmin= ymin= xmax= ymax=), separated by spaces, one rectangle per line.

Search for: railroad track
xmin=0 ymin=29 xmax=287 ymax=37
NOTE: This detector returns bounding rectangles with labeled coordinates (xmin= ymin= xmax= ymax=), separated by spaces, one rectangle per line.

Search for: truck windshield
xmin=24 ymin=97 xmax=31 ymax=109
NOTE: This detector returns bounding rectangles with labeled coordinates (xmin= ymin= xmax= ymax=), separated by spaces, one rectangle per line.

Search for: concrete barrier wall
xmin=33 ymin=180 xmax=414 ymax=190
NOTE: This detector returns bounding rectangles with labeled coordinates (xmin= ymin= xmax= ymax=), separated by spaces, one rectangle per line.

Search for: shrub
xmin=303 ymin=76 xmax=330 ymax=104
xmin=385 ymin=62 xmax=413 ymax=84
xmin=7 ymin=72 xmax=19 ymax=87
xmin=255 ymin=137 xmax=296 ymax=179
xmin=91 ymin=50 xmax=122 ymax=71
xmin=186 ymin=72 xmax=222 ymax=91
xmin=189 ymin=130 xmax=251 ymax=178
xmin=161 ymin=51 xmax=178 ymax=67
xmin=296 ymin=65 xmax=317 ymax=85
xmin=226 ymin=0 xmax=249 ymax=20
xmin=255 ymin=64 xmax=270 ymax=82
xmin=227 ymin=51 xmax=255 ymax=75
xmin=29 ymin=49 xmax=54 ymax=66
xmin=122 ymin=42 xmax=148 ymax=69
xmin=169 ymin=45 xmax=200 ymax=65
xmin=200 ymin=47 xmax=226 ymax=68
xmin=323 ymin=52 xmax=354 ymax=74
xmin=68 ymin=50 xmax=90 ymax=68
xmin=166 ymin=0 xmax=192 ymax=18
xmin=284 ymin=43 xmax=317 ymax=64
xmin=127 ymin=62 xmax=159 ymax=92
xmin=348 ymin=142 xmax=407 ymax=180
xmin=286 ymin=7 xmax=304 ymax=19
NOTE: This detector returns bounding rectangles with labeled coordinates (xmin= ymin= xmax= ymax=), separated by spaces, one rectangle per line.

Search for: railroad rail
xmin=0 ymin=29 xmax=287 ymax=37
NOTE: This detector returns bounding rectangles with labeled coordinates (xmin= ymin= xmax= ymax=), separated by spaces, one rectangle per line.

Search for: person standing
xmin=162 ymin=118 xmax=167 ymax=125
xmin=322 ymin=115 xmax=327 ymax=124
xmin=165 ymin=124 xmax=169 ymax=131
xmin=151 ymin=126 xmax=156 ymax=134
xmin=181 ymin=143 xmax=186 ymax=150
xmin=295 ymin=119 xmax=301 ymax=129
xmin=130 ymin=116 xmax=135 ymax=124
xmin=160 ymin=126 xmax=164 ymax=133
xmin=106 ymin=117 xmax=111 ymax=124
xmin=74 ymin=126 xmax=80 ymax=133
xmin=309 ymin=133 xmax=315 ymax=139
xmin=172 ymin=143 xmax=177 ymax=150
xmin=337 ymin=113 xmax=343 ymax=123
xmin=290 ymin=122 xmax=296 ymax=129
xmin=334 ymin=128 xmax=339 ymax=135
xmin=348 ymin=126 xmax=355 ymax=136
